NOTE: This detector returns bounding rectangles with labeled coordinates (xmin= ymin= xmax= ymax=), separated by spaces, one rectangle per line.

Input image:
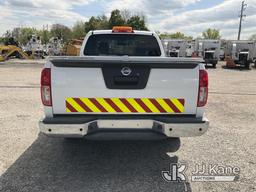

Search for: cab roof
xmin=91 ymin=30 xmax=155 ymax=36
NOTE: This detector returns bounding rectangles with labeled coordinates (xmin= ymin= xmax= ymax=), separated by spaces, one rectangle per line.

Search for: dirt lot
xmin=0 ymin=60 xmax=255 ymax=192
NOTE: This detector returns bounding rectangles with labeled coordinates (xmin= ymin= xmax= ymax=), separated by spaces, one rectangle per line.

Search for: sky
xmin=0 ymin=0 xmax=255 ymax=39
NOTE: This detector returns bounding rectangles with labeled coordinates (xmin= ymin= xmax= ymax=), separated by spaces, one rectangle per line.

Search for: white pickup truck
xmin=39 ymin=26 xmax=209 ymax=139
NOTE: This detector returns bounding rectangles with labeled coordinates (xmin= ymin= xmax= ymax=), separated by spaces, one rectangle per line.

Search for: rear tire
xmin=245 ymin=62 xmax=250 ymax=69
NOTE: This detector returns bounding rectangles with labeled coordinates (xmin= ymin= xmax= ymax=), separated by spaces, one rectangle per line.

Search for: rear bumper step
xmin=39 ymin=116 xmax=209 ymax=138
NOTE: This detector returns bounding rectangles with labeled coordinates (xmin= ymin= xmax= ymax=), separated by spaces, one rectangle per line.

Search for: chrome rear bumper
xmin=39 ymin=116 xmax=209 ymax=139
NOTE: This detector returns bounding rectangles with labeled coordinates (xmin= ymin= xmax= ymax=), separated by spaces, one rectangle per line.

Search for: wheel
xmin=212 ymin=63 xmax=217 ymax=68
xmin=245 ymin=62 xmax=250 ymax=69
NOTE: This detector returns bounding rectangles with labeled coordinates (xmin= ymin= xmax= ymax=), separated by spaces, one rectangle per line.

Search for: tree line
xmin=0 ymin=9 xmax=255 ymax=46
xmin=0 ymin=9 xmax=148 ymax=46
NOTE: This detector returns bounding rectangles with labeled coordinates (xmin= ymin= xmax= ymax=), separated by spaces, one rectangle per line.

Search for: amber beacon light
xmin=112 ymin=26 xmax=134 ymax=33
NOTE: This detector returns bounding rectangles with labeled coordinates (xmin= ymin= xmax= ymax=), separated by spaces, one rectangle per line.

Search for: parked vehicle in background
xmin=23 ymin=35 xmax=46 ymax=59
xmin=186 ymin=41 xmax=195 ymax=57
xmin=39 ymin=26 xmax=209 ymax=139
xmin=62 ymin=39 xmax=83 ymax=56
xmin=224 ymin=40 xmax=255 ymax=69
xmin=162 ymin=39 xmax=187 ymax=57
xmin=0 ymin=45 xmax=30 ymax=62
xmin=47 ymin=37 xmax=63 ymax=56
xmin=195 ymin=39 xmax=221 ymax=68
xmin=0 ymin=38 xmax=30 ymax=62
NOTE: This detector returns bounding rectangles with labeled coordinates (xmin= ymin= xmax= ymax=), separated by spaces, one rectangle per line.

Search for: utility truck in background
xmin=162 ymin=39 xmax=188 ymax=57
xmin=47 ymin=37 xmax=63 ymax=56
xmin=186 ymin=41 xmax=195 ymax=57
xmin=24 ymin=35 xmax=46 ymax=59
xmin=195 ymin=39 xmax=221 ymax=68
xmin=224 ymin=40 xmax=255 ymax=69
xmin=39 ymin=26 xmax=209 ymax=140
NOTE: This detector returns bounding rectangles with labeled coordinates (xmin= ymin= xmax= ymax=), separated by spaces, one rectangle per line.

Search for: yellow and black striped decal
xmin=66 ymin=98 xmax=185 ymax=113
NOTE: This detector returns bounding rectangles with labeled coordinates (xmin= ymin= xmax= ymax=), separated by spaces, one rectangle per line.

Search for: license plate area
xmin=97 ymin=120 xmax=154 ymax=129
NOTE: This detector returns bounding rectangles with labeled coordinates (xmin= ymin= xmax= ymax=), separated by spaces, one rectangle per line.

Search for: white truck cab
xmin=162 ymin=39 xmax=188 ymax=57
xmin=225 ymin=40 xmax=255 ymax=69
xmin=195 ymin=39 xmax=221 ymax=68
xmin=39 ymin=26 xmax=209 ymax=139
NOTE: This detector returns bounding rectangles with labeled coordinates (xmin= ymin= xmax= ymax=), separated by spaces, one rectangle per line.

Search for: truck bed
xmin=46 ymin=56 xmax=204 ymax=116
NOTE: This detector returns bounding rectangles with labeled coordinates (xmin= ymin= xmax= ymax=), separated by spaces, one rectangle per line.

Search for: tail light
xmin=197 ymin=69 xmax=208 ymax=107
xmin=41 ymin=68 xmax=52 ymax=106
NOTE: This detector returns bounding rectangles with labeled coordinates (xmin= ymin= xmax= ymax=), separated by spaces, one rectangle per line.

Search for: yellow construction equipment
xmin=0 ymin=45 xmax=31 ymax=62
xmin=62 ymin=39 xmax=83 ymax=56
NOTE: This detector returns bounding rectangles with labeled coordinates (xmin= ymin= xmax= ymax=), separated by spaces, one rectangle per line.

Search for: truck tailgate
xmin=50 ymin=57 xmax=201 ymax=115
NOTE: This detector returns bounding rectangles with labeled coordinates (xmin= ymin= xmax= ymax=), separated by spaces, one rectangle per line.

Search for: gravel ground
xmin=0 ymin=61 xmax=255 ymax=192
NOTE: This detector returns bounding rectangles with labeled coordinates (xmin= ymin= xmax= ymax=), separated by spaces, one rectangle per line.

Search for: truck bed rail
xmin=49 ymin=56 xmax=203 ymax=68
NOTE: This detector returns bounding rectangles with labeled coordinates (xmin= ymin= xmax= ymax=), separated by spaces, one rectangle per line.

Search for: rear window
xmin=84 ymin=34 xmax=161 ymax=56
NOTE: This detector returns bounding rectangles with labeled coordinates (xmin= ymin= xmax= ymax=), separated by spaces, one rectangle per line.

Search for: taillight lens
xmin=197 ymin=70 xmax=208 ymax=107
xmin=41 ymin=68 xmax=52 ymax=106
